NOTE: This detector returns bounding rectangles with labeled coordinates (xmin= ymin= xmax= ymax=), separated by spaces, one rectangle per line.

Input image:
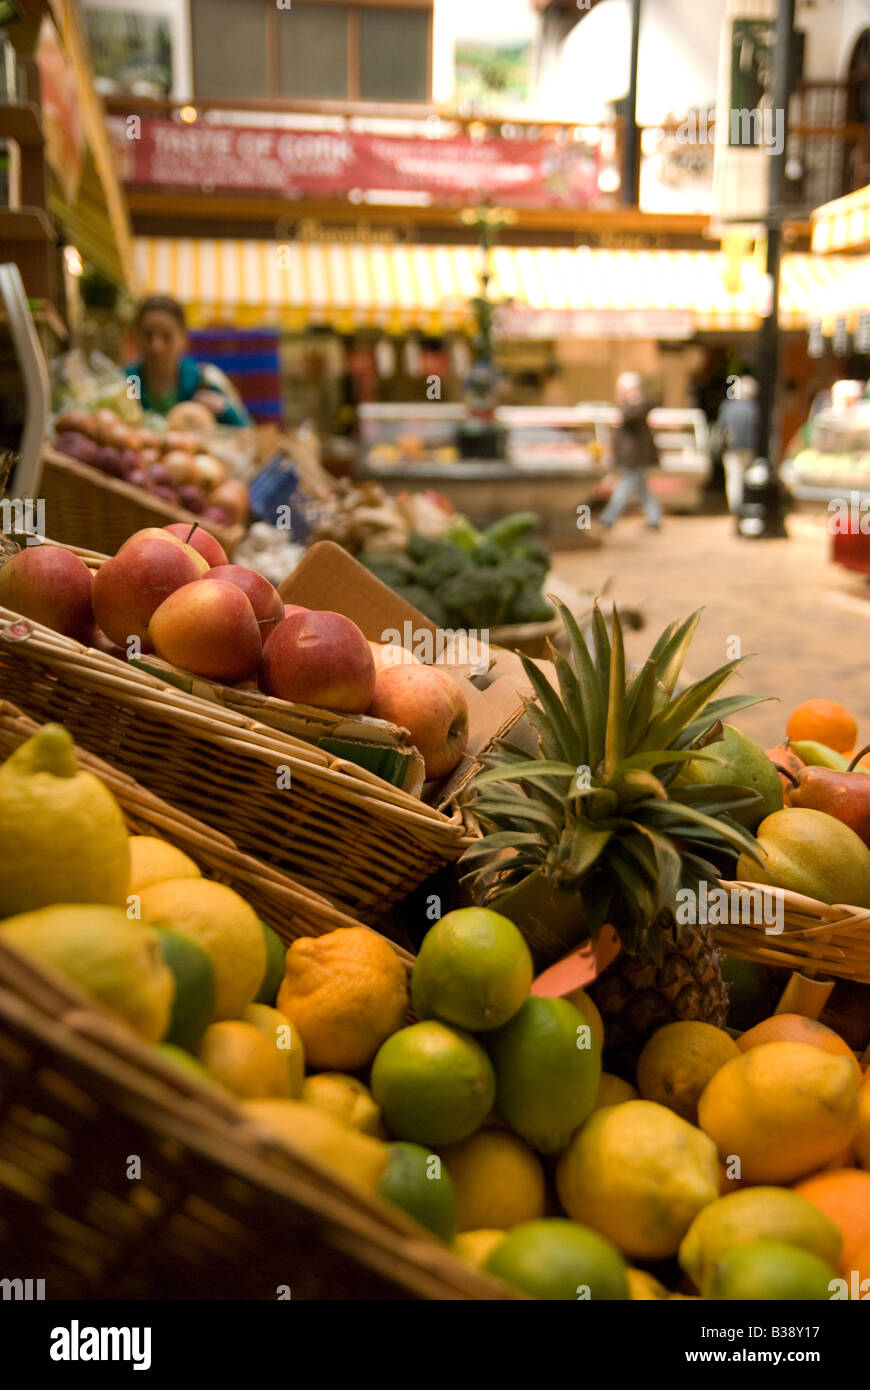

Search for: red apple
xmin=367 ymin=664 xmax=469 ymax=781
xmin=88 ymin=623 xmax=127 ymax=660
xmin=92 ymin=532 xmax=203 ymax=647
xmin=203 ymin=565 xmax=284 ymax=633
xmin=284 ymin=603 xmax=309 ymax=620
xmin=260 ymin=610 xmax=375 ymax=712
xmin=123 ymin=526 xmax=208 ymax=576
xmin=149 ymin=580 xmax=262 ymax=684
xmin=164 ymin=522 xmax=228 ymax=567
xmin=0 ymin=545 xmax=93 ymax=641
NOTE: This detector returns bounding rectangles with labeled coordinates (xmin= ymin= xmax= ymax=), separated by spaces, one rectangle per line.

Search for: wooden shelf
xmin=0 ymin=207 xmax=56 ymax=243
xmin=0 ymin=102 xmax=44 ymax=147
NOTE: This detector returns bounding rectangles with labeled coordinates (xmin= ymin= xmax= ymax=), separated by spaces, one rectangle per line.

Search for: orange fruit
xmin=786 ymin=700 xmax=857 ymax=755
xmin=793 ymin=1169 xmax=870 ymax=1275
xmin=737 ymin=1013 xmax=863 ymax=1082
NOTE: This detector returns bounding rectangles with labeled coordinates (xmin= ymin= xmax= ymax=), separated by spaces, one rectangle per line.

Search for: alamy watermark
xmin=0 ymin=497 xmax=45 ymax=544
xmin=828 ymin=492 xmax=870 ymax=535
xmin=379 ymin=622 xmax=490 ymax=676
xmin=675 ymin=881 xmax=783 ymax=936
xmin=670 ymin=104 xmax=785 ymax=156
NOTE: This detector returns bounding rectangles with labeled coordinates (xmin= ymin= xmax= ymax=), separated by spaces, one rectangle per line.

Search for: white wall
xmin=838 ymin=0 xmax=870 ymax=75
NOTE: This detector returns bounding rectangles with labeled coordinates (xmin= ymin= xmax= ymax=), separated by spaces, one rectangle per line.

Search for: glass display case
xmin=783 ymin=402 xmax=870 ymax=501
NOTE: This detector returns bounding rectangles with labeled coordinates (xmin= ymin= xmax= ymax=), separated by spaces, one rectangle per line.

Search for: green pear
xmin=678 ymin=725 xmax=783 ymax=830
xmin=736 ymin=808 xmax=870 ymax=909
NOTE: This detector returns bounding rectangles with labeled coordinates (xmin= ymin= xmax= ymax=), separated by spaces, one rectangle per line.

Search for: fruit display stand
xmin=0 ymin=555 xmax=487 ymax=920
xmin=0 ymin=707 xmax=510 ymax=1300
xmin=40 ymin=445 xmax=244 ymax=560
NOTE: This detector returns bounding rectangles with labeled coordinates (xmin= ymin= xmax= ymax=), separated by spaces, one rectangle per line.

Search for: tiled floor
xmin=552 ymin=511 xmax=870 ymax=752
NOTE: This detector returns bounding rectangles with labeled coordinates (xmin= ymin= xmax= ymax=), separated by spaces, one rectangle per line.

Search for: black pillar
xmin=621 ymin=0 xmax=642 ymax=206
xmin=740 ymin=0 xmax=795 ymax=539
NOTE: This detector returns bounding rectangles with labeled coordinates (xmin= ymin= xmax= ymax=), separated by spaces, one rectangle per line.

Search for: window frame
xmin=191 ymin=0 xmax=434 ymax=106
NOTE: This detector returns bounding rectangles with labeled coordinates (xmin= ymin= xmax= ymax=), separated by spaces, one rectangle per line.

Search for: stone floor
xmin=551 ymin=509 xmax=870 ymax=752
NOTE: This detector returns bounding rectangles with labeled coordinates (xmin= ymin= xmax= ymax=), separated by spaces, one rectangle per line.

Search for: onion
xmin=163 ymin=430 xmax=198 ymax=454
xmin=191 ymin=453 xmax=226 ymax=490
xmin=94 ymin=409 xmax=121 ymax=445
xmin=55 ymin=431 xmax=100 ymax=466
xmin=55 ymin=409 xmax=93 ymax=437
xmin=162 ymin=449 xmax=196 ymax=485
xmin=209 ymin=479 xmax=249 ymax=523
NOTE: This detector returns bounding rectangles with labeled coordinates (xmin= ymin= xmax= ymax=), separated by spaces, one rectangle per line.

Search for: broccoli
xmin=445 ymin=514 xmax=482 ymax=552
xmin=358 ymin=548 xmax=417 ymax=589
xmin=470 ymin=539 xmax=503 ymax=568
xmin=414 ymin=543 xmax=473 ymax=592
xmin=394 ymin=585 xmax=448 ymax=627
xmin=506 ymin=538 xmax=551 ymax=577
xmin=437 ymin=567 xmax=523 ymax=628
xmin=406 ymin=532 xmax=447 ymax=564
xmin=507 ymin=587 xmax=556 ymax=625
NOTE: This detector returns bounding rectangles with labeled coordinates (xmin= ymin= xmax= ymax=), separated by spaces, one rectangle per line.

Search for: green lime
xmin=703 ymin=1239 xmax=836 ymax=1300
xmin=720 ymin=955 xmax=779 ymax=1032
xmin=484 ymin=1219 xmax=629 ymax=1300
xmin=156 ymin=1042 xmax=213 ymax=1083
xmin=370 ymin=1021 xmax=495 ymax=1147
xmin=411 ymin=907 xmax=533 ymax=1032
xmin=378 ymin=1142 xmax=457 ymax=1242
xmin=254 ymin=919 xmax=287 ymax=1005
xmin=486 ymin=996 xmax=601 ymax=1154
xmin=157 ymin=926 xmax=216 ymax=1052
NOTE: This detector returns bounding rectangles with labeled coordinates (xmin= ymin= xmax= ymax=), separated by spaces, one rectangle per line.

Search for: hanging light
xmin=832 ymin=316 xmax=849 ymax=357
xmin=179 ymin=105 xmax=198 ymax=124
xmin=807 ymin=321 xmax=825 ymax=358
xmin=63 ymin=245 xmax=83 ymax=278
xmin=597 ymin=167 xmax=621 ymax=194
xmin=856 ymin=313 xmax=870 ymax=352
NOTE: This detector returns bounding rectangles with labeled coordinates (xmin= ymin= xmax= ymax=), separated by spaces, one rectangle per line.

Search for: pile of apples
xmin=52 ymin=409 xmax=248 ymax=529
xmin=0 ymin=527 xmax=469 ymax=783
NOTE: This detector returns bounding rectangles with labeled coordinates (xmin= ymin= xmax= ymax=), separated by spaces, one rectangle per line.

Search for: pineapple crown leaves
xmin=463 ymin=599 xmax=769 ymax=953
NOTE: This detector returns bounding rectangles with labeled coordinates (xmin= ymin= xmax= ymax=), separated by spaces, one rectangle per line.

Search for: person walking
xmin=716 ymin=376 xmax=760 ymax=515
xmin=600 ymin=372 xmax=662 ymax=532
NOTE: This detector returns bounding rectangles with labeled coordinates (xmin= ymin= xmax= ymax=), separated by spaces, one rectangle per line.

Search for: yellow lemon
xmin=697 ymin=1042 xmax=859 ymax=1184
xmin=1 ymin=904 xmax=172 ymax=1043
xmin=857 ymin=1076 xmax=870 ymax=1170
xmin=136 ymin=878 xmax=265 ymax=1020
xmin=592 ymin=1073 xmax=638 ymax=1111
xmin=556 ymin=1100 xmax=720 ymax=1261
xmin=128 ymin=835 xmax=201 ymax=893
xmin=626 ymin=1268 xmax=671 ymax=1300
xmin=679 ymin=1187 xmax=842 ymax=1290
xmin=277 ymin=927 xmax=408 ymax=1071
xmin=243 ymin=1003 xmax=305 ymax=1098
xmin=300 ymin=1073 xmax=385 ymax=1138
xmin=242 ymin=1098 xmax=388 ymax=1192
xmin=637 ymin=1022 xmax=740 ymax=1124
xmin=453 ymin=1230 xmax=506 ymax=1267
xmin=199 ymin=1020 xmax=294 ymax=1099
xmin=0 ymin=724 xmax=129 ymax=916
xmin=438 ymin=1128 xmax=547 ymax=1232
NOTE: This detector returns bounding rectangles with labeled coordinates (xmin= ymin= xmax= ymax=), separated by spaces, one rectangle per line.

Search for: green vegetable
xmin=506 ymin=588 xmax=556 ymax=625
xmin=415 ymin=544 xmax=473 ymax=592
xmin=508 ymin=539 xmax=551 ymax=577
xmin=394 ymin=585 xmax=449 ymax=627
xmin=482 ymin=513 xmax=540 ymax=549
xmin=438 ymin=568 xmax=523 ymax=628
xmin=358 ymin=549 xmax=417 ymax=588
xmin=445 ymin=515 xmax=482 ymax=552
xmin=407 ymin=533 xmax=446 ymax=564
xmin=470 ymin=539 xmax=503 ymax=568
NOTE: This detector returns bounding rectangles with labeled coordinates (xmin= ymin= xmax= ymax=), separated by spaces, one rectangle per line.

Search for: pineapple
xmin=461 ymin=601 xmax=766 ymax=1074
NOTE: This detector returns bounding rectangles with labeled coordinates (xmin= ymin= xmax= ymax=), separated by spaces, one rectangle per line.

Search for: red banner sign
xmin=108 ymin=116 xmax=602 ymax=208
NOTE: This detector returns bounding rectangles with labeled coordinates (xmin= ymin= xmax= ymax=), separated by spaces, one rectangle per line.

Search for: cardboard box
xmin=279 ymin=542 xmax=529 ymax=809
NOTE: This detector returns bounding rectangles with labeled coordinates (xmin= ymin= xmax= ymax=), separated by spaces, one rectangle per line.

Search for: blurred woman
xmin=126 ymin=296 xmax=250 ymax=426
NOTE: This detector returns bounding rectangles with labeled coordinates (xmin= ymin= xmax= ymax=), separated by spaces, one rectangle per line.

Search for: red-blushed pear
xmin=0 ymin=545 xmax=93 ymax=641
xmin=92 ymin=534 xmax=203 ymax=648
xmin=203 ymin=564 xmax=284 ymax=632
xmin=368 ymin=664 xmax=469 ymax=781
xmin=149 ymin=580 xmax=262 ymax=684
xmin=122 ymin=526 xmax=209 ymax=576
xmin=260 ymin=610 xmax=375 ymax=712
xmin=163 ymin=522 xmax=228 ymax=568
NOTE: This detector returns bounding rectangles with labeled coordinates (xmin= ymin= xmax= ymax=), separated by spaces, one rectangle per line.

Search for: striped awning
xmin=810 ymin=255 xmax=870 ymax=335
xmin=812 ymin=185 xmax=870 ymax=254
xmin=134 ymin=238 xmax=853 ymax=335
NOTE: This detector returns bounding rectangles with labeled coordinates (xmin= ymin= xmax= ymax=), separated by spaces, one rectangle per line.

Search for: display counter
xmin=783 ymin=402 xmax=870 ymax=577
xmin=358 ymin=404 xmax=711 ymax=537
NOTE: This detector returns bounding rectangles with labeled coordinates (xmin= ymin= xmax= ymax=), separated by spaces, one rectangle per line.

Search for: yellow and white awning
xmin=812 ymin=185 xmax=870 ymax=254
xmin=134 ymin=238 xmax=853 ymax=335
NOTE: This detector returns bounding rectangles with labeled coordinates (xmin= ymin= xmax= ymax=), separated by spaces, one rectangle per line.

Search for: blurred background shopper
xmin=126 ymin=296 xmax=250 ymax=426
xmin=600 ymin=372 xmax=662 ymax=533
xmin=716 ymin=376 xmax=760 ymax=515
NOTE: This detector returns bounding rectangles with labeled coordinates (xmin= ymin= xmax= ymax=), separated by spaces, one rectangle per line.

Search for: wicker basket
xmin=713 ymin=880 xmax=870 ymax=984
xmin=0 ymin=576 xmax=472 ymax=920
xmin=40 ymin=445 xmax=243 ymax=558
xmin=0 ymin=701 xmax=404 ymax=955
xmin=0 ymin=706 xmax=507 ymax=1299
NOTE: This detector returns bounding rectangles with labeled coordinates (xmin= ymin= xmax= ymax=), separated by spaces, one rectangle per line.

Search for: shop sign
xmin=36 ymin=17 xmax=86 ymax=205
xmin=107 ymin=116 xmax=603 ymax=209
xmin=495 ymin=307 xmax=694 ymax=340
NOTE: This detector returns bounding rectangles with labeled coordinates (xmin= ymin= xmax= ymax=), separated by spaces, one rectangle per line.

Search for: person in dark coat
xmin=716 ymin=376 xmax=759 ymax=514
xmin=600 ymin=372 xmax=662 ymax=532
